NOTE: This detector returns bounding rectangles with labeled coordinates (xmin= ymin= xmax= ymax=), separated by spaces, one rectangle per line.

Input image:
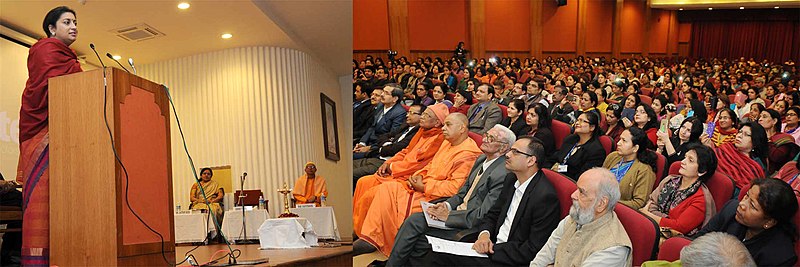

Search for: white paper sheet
xmin=425 ymin=235 xmax=488 ymax=258
xmin=421 ymin=201 xmax=453 ymax=230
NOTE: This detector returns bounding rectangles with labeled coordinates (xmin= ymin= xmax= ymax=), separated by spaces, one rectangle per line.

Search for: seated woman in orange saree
xmin=17 ymin=6 xmax=83 ymax=266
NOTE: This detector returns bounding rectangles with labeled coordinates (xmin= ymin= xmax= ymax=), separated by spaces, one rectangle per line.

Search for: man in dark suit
xmin=383 ymin=124 xmax=515 ymax=266
xmin=466 ymin=83 xmax=503 ymax=135
xmin=353 ymin=82 xmax=376 ymax=144
xmin=352 ymin=104 xmax=423 ymax=184
xmin=355 ymin=83 xmax=407 ymax=149
xmin=426 ymin=136 xmax=560 ymax=266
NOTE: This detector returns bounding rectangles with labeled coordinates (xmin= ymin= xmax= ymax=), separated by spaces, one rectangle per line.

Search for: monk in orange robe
xmin=352 ymin=104 xmax=449 ymax=233
xmin=292 ymin=162 xmax=328 ymax=207
xmin=353 ymin=113 xmax=481 ymax=257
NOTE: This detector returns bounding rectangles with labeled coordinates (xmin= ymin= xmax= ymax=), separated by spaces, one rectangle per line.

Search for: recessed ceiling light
xmin=739 ymin=6 xmax=744 ymax=9
xmin=774 ymin=6 xmax=780 ymax=9
xmin=678 ymin=8 xmax=683 ymax=10
xmin=221 ymin=33 xmax=232 ymax=39
xmin=178 ymin=2 xmax=190 ymax=9
xmin=113 ymin=55 xmax=121 ymax=60
xmin=708 ymin=7 xmax=713 ymax=10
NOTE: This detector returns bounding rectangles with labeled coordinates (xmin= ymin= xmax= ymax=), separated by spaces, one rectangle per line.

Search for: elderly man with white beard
xmin=529 ymin=167 xmax=633 ymax=267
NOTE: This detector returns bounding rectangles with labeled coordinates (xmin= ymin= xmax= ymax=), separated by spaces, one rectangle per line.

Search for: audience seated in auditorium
xmin=354 ymin=113 xmax=481 ymax=258
xmin=709 ymin=108 xmax=739 ymax=146
xmin=353 ymin=82 xmax=376 ymax=145
xmin=604 ymin=104 xmax=625 ymax=142
xmin=499 ymin=99 xmax=528 ymax=138
xmin=525 ymin=103 xmax=555 ymax=157
xmin=549 ymin=86 xmax=574 ymax=124
xmin=411 ymin=82 xmax=434 ymax=107
xmin=623 ymin=104 xmax=659 ymax=148
xmin=292 ymin=162 xmax=328 ymax=207
xmin=784 ymin=106 xmax=800 ymax=143
xmin=425 ymin=136 xmax=560 ymax=266
xmin=431 ymin=84 xmax=453 ymax=108
xmin=526 ymin=80 xmax=550 ymax=108
xmin=550 ymin=112 xmax=607 ymax=180
xmin=465 ymin=83 xmax=503 ymax=135
xmin=352 ymin=103 xmax=448 ymax=234
xmin=190 ymin=168 xmax=224 ymax=221
xmin=530 ymin=168 xmax=632 ymax=267
xmin=703 ymin=122 xmax=768 ymax=190
xmin=356 ymin=84 xmax=407 ymax=149
xmin=352 ymin=105 xmax=422 ymax=183
xmin=759 ymin=109 xmax=800 ymax=175
xmin=604 ymin=127 xmax=657 ymax=210
xmin=449 ymin=89 xmax=472 ymax=115
xmin=382 ymin=125 xmax=514 ymax=265
xmin=657 ymin=117 xmax=703 ymax=168
xmin=640 ymin=144 xmax=717 ymax=236
xmin=695 ymin=178 xmax=798 ymax=266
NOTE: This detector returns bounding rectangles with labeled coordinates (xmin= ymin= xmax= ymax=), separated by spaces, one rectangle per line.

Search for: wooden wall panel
xmin=485 ymin=0 xmax=531 ymax=51
xmin=353 ymin=0 xmax=390 ymax=50
xmin=585 ymin=0 xmax=614 ymax=53
xmin=407 ymin=0 xmax=468 ymax=50
xmin=649 ymin=9 xmax=672 ymax=54
xmin=620 ymin=0 xmax=646 ymax=53
xmin=541 ymin=0 xmax=578 ymax=52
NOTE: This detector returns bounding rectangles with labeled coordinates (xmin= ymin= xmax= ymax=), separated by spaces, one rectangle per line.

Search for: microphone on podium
xmin=89 ymin=43 xmax=106 ymax=69
xmin=106 ymin=53 xmax=131 ymax=73
xmin=128 ymin=58 xmax=138 ymax=75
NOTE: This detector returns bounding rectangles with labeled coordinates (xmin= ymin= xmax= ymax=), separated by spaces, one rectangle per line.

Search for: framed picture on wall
xmin=320 ymin=93 xmax=340 ymax=161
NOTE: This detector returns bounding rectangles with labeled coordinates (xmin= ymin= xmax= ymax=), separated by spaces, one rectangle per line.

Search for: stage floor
xmin=175 ymin=243 xmax=352 ymax=266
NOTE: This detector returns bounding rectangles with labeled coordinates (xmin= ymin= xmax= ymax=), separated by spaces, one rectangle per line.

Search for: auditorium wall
xmin=139 ymin=46 xmax=352 ymax=236
xmin=354 ymin=0 xmax=683 ymax=60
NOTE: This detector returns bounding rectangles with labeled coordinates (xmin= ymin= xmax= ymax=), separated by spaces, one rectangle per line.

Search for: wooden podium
xmin=49 ymin=68 xmax=175 ymax=266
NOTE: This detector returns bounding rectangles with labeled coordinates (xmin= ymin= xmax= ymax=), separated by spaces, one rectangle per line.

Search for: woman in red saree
xmin=17 ymin=6 xmax=82 ymax=266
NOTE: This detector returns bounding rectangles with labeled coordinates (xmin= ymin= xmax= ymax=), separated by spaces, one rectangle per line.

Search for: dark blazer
xmin=696 ymin=200 xmax=798 ymax=266
xmin=367 ymin=124 xmax=419 ymax=158
xmin=359 ymin=103 xmax=407 ymax=145
xmin=353 ymin=100 xmax=375 ymax=142
xmin=467 ymin=101 xmax=503 ymax=135
xmin=532 ymin=127 xmax=555 ymax=161
xmin=444 ymin=155 xmax=508 ymax=229
xmin=476 ymin=171 xmax=560 ymax=266
xmin=548 ymin=134 xmax=606 ymax=180
xmin=500 ymin=117 xmax=530 ymax=138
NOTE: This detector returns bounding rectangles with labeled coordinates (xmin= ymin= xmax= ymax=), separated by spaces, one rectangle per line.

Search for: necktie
xmin=458 ymin=167 xmax=485 ymax=211
xmin=469 ymin=104 xmax=484 ymax=122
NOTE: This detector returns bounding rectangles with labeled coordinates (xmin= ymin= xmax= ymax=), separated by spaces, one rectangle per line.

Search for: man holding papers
xmin=385 ymin=125 xmax=515 ymax=266
xmin=427 ymin=136 xmax=560 ymax=266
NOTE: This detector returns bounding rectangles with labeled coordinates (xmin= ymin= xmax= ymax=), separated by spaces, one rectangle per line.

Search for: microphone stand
xmin=237 ymin=173 xmax=257 ymax=244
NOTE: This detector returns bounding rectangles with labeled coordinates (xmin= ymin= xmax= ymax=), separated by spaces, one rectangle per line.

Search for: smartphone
xmin=706 ymin=121 xmax=716 ymax=136
xmin=621 ymin=108 xmax=636 ymax=122
xmin=709 ymin=96 xmax=718 ymax=110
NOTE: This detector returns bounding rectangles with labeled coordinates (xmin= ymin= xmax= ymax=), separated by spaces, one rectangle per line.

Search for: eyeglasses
xmin=509 ymin=148 xmax=534 ymax=157
xmin=482 ymin=133 xmax=504 ymax=144
xmin=787 ymin=113 xmax=799 ymax=117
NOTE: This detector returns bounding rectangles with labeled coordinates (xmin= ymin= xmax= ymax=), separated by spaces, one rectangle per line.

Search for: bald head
xmin=572 ymin=168 xmax=620 ymax=223
xmin=442 ymin=113 xmax=469 ymax=143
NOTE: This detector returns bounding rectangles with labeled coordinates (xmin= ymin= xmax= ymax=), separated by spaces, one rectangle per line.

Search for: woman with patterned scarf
xmin=705 ymin=122 xmax=768 ymax=192
xmin=640 ymin=144 xmax=717 ymax=236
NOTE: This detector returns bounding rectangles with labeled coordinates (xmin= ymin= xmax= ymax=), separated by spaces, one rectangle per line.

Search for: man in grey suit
xmin=383 ymin=124 xmax=515 ymax=266
xmin=466 ymin=83 xmax=503 ymax=135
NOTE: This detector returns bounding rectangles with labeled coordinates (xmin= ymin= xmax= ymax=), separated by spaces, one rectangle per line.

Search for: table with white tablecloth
xmin=220 ymin=209 xmax=271 ymax=242
xmin=174 ymin=212 xmax=218 ymax=244
xmin=258 ymin=217 xmax=317 ymax=249
xmin=289 ymin=206 xmax=341 ymax=240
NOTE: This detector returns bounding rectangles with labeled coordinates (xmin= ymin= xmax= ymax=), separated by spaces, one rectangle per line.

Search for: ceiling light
xmin=678 ymin=8 xmax=683 ymax=10
xmin=221 ymin=33 xmax=232 ymax=39
xmin=774 ymin=6 xmax=780 ymax=9
xmin=113 ymin=55 xmax=121 ymax=60
xmin=739 ymin=6 xmax=744 ymax=9
xmin=178 ymin=2 xmax=190 ymax=9
xmin=708 ymin=7 xmax=713 ymax=10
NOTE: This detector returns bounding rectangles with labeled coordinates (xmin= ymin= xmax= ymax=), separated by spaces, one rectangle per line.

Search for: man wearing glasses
xmin=427 ymin=136 xmax=560 ymax=266
xmin=384 ymin=125 xmax=515 ymax=266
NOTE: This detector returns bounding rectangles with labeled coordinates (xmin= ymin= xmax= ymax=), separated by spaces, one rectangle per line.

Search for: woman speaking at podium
xmin=17 ymin=6 xmax=82 ymax=265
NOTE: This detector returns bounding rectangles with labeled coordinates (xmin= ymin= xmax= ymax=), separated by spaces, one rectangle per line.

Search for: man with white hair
xmin=530 ymin=167 xmax=633 ymax=267
xmin=681 ymin=232 xmax=756 ymax=267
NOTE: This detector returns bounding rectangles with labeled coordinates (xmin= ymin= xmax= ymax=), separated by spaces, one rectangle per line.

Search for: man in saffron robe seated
xmin=292 ymin=162 xmax=328 ymax=207
xmin=352 ymin=104 xmax=449 ymax=233
xmin=353 ymin=113 xmax=482 ymax=256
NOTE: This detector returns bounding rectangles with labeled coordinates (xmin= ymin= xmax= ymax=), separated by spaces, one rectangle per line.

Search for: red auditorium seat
xmin=498 ymin=104 xmax=508 ymax=119
xmin=668 ymin=161 xmax=680 ymax=176
xmin=402 ymin=104 xmax=410 ymax=111
xmin=468 ymin=131 xmax=483 ymax=147
xmin=657 ymin=236 xmax=692 ymax=261
xmin=551 ymin=120 xmax=571 ymax=150
xmin=654 ymin=151 xmax=666 ymax=184
xmin=599 ymin=135 xmax=613 ymax=155
xmin=639 ymin=94 xmax=652 ymax=105
xmin=542 ymin=169 xmax=576 ymax=218
xmin=615 ymin=204 xmax=660 ymax=266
